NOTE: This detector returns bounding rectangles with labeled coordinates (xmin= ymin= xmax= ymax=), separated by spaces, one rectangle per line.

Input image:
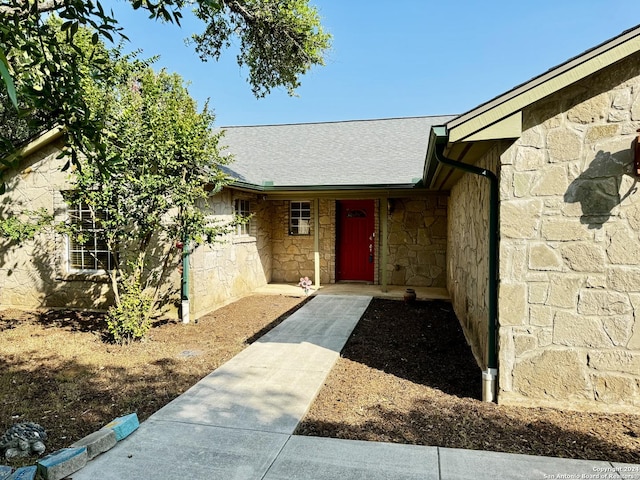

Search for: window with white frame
xmin=234 ymin=199 xmax=251 ymax=236
xmin=290 ymin=201 xmax=311 ymax=235
xmin=67 ymin=200 xmax=114 ymax=272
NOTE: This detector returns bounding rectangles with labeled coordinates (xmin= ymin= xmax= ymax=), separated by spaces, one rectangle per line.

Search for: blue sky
xmin=111 ymin=0 xmax=640 ymax=127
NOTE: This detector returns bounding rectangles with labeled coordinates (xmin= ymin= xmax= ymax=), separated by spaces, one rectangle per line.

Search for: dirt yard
xmin=296 ymin=298 xmax=640 ymax=464
xmin=0 ymin=294 xmax=308 ymax=466
xmin=1 ymin=294 xmax=639 ymax=467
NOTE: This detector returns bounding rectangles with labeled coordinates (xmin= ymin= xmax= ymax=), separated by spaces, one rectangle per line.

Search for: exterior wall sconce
xmin=387 ymin=199 xmax=395 ymax=215
xmin=634 ymin=129 xmax=640 ymax=177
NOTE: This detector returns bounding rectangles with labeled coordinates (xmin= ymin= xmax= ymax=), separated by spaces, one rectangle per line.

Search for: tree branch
xmin=0 ymin=0 xmax=65 ymax=16
xmin=224 ymin=0 xmax=256 ymax=23
xmin=223 ymin=0 xmax=315 ymax=64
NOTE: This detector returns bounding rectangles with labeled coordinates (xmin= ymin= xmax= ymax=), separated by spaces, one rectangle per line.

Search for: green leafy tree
xmin=67 ymin=50 xmax=237 ymax=342
xmin=0 ymin=0 xmax=331 ymax=166
xmin=0 ymin=208 xmax=53 ymax=241
xmin=0 ymin=35 xmax=239 ymax=341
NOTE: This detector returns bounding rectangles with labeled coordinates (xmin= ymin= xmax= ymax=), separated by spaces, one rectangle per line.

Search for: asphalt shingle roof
xmin=220 ymin=116 xmax=456 ymax=189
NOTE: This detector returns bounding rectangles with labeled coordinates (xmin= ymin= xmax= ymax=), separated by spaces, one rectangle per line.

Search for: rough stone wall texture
xmin=497 ymin=52 xmax=640 ymax=412
xmin=447 ymin=148 xmax=499 ymax=370
xmin=190 ymin=190 xmax=271 ymax=318
xmin=386 ymin=196 xmax=447 ymax=287
xmin=0 ymin=140 xmax=115 ymax=310
xmin=270 ymin=199 xmax=335 ymax=284
xmin=318 ymin=199 xmax=337 ymax=284
xmin=0 ymin=143 xmax=270 ymax=318
xmin=269 ymin=196 xmax=447 ymax=287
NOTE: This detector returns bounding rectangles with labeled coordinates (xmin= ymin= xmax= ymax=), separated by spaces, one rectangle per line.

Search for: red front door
xmin=336 ymin=200 xmax=375 ymax=282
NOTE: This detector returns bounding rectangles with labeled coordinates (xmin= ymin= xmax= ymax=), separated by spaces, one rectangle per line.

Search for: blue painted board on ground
xmin=6 ymin=466 xmax=36 ymax=480
xmin=37 ymin=447 xmax=88 ymax=480
xmin=0 ymin=465 xmax=12 ymax=480
xmin=103 ymin=413 xmax=139 ymax=441
xmin=37 ymin=446 xmax=87 ymax=468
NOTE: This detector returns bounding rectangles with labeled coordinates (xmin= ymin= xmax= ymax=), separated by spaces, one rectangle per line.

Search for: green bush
xmin=106 ymin=275 xmax=152 ymax=344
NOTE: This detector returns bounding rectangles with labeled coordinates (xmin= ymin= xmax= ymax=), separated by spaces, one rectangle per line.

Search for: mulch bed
xmin=295 ymin=298 xmax=640 ymax=464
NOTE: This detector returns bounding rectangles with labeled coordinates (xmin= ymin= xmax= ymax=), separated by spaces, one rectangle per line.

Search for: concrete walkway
xmin=74 ymin=295 xmax=640 ymax=480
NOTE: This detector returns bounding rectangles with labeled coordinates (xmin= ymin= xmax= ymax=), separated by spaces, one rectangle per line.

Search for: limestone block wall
xmin=270 ymin=199 xmax=335 ymax=284
xmin=0 ymin=140 xmax=114 ymax=310
xmin=269 ymin=196 xmax=447 ymax=287
xmin=318 ymin=199 xmax=336 ymax=284
xmin=386 ymin=196 xmax=447 ymax=287
xmin=447 ymin=148 xmax=500 ymax=370
xmin=498 ymin=52 xmax=640 ymax=412
xmin=0 ymin=141 xmax=270 ymax=318
xmin=190 ymin=190 xmax=271 ymax=318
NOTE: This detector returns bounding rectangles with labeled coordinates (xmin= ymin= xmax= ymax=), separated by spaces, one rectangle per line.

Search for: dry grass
xmin=0 ymin=294 xmax=308 ymax=467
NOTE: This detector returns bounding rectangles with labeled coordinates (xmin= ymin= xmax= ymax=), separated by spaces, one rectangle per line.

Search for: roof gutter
xmin=229 ymin=180 xmax=425 ymax=192
xmin=430 ymin=127 xmax=498 ymax=403
xmin=1 ymin=126 xmax=64 ymax=172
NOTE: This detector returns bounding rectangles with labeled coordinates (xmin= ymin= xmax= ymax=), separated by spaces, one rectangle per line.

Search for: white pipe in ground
xmin=482 ymin=368 xmax=498 ymax=402
xmin=181 ymin=299 xmax=190 ymax=324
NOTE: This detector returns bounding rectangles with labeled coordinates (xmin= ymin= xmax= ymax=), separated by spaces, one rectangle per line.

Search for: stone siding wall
xmin=319 ymin=199 xmax=337 ymax=284
xmin=270 ymin=199 xmax=335 ymax=284
xmin=0 ymin=142 xmax=271 ymax=318
xmin=387 ymin=196 xmax=447 ymax=287
xmin=0 ymin=140 xmax=114 ymax=310
xmin=498 ymin=52 xmax=640 ymax=412
xmin=0 ymin=141 xmax=452 ymax=316
xmin=190 ymin=190 xmax=271 ymax=318
xmin=447 ymin=149 xmax=500 ymax=369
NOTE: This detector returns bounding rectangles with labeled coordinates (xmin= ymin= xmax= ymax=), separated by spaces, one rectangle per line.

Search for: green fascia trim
xmin=462 ymin=111 xmax=522 ymax=142
xmin=448 ymin=27 xmax=640 ymax=143
xmin=0 ymin=126 xmax=64 ymax=171
xmin=423 ymin=126 xmax=449 ymax=189
xmin=229 ymin=180 xmax=424 ymax=193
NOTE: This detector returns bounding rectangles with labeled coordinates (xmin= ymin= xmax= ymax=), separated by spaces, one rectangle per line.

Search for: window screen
xmin=290 ymin=201 xmax=311 ymax=235
xmin=67 ymin=200 xmax=114 ymax=271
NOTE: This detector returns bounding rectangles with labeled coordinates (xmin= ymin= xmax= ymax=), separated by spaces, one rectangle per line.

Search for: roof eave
xmin=447 ymin=24 xmax=640 ymax=143
xmin=423 ymin=126 xmax=450 ymax=189
xmin=1 ymin=126 xmax=65 ymax=172
xmin=228 ymin=180 xmax=429 ymax=197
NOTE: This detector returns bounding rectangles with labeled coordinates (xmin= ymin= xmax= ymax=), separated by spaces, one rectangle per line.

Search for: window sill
xmin=58 ymin=271 xmax=111 ymax=283
xmin=232 ymin=235 xmax=257 ymax=245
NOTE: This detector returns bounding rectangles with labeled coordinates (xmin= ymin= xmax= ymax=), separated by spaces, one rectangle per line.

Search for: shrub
xmin=106 ymin=275 xmax=152 ymax=344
